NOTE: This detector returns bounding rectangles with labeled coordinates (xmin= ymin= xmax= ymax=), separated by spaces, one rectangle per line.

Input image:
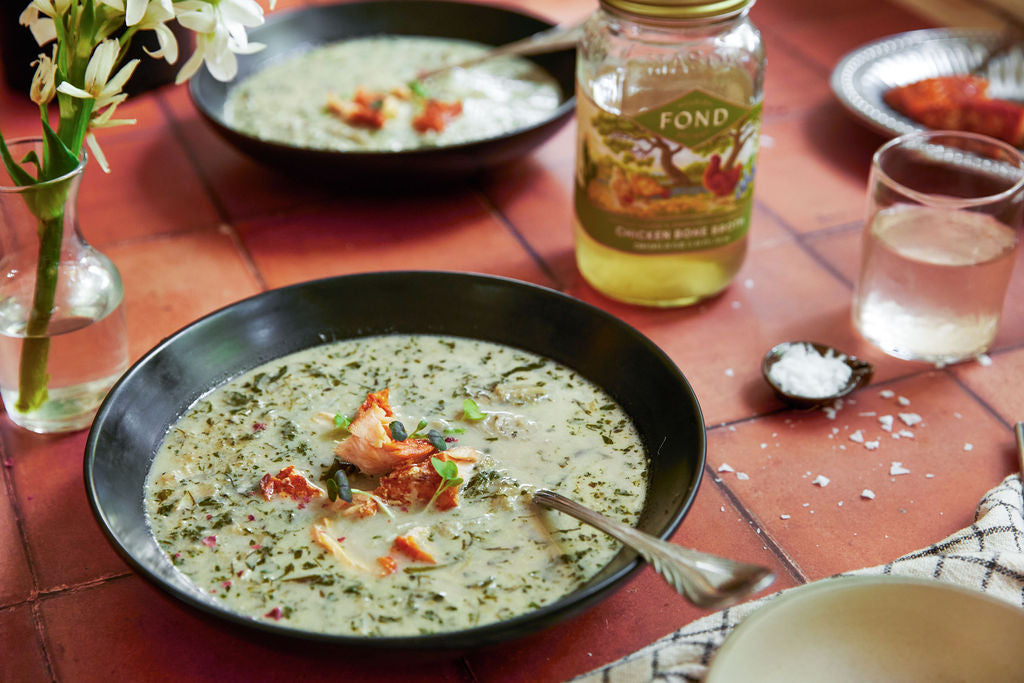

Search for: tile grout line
xmin=473 ymin=183 xmax=564 ymax=291
xmin=697 ymin=455 xmax=808 ymax=586
xmin=946 ymin=342 xmax=1024 ymax=433
xmin=754 ymin=198 xmax=858 ymax=290
xmin=0 ymin=450 xmax=57 ymax=680
xmin=153 ymin=92 xmax=269 ymax=292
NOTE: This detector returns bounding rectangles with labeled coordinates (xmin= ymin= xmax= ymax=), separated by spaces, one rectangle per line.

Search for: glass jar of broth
xmin=574 ymin=0 xmax=764 ymax=307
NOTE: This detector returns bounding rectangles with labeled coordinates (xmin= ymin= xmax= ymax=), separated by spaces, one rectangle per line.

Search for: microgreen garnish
xmin=427 ymin=456 xmax=463 ymax=509
xmin=426 ymin=429 xmax=447 ymax=452
xmin=462 ymin=398 xmax=487 ymax=421
xmin=333 ymin=414 xmax=352 ymax=433
xmin=326 ymin=469 xmax=352 ymax=503
xmin=410 ymin=419 xmax=430 ymax=437
xmin=390 ymin=420 xmax=408 ymax=441
xmin=408 ymin=80 xmax=427 ymax=98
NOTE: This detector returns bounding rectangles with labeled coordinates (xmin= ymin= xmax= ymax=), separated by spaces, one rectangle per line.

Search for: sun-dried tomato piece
xmin=392 ymin=534 xmax=436 ymax=563
xmin=412 ymin=99 xmax=463 ymax=133
xmin=259 ymin=465 xmax=324 ymax=503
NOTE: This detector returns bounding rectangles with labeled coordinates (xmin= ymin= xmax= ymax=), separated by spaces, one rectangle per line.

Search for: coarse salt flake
xmin=813 ymin=474 xmax=830 ymax=487
xmin=865 ymin=440 xmax=880 ymax=450
xmin=849 ymin=430 xmax=865 ymax=443
xmin=897 ymin=396 xmax=911 ymax=406
xmin=890 ymin=462 xmax=911 ymax=476
xmin=899 ymin=429 xmax=915 ymax=439
xmin=724 ymin=368 xmax=735 ymax=377
xmin=977 ymin=354 xmax=993 ymax=367
xmin=861 ymin=489 xmax=875 ymax=500
xmin=717 ymin=463 xmax=735 ymax=473
xmin=736 ymin=472 xmax=750 ymax=480
xmin=899 ymin=413 xmax=923 ymax=427
xmin=878 ymin=415 xmax=894 ymax=432
xmin=880 ymin=390 xmax=895 ymax=398
xmin=780 ymin=514 xmax=791 ymax=520
xmin=768 ymin=343 xmax=852 ymax=398
xmin=963 ymin=443 xmax=973 ymax=452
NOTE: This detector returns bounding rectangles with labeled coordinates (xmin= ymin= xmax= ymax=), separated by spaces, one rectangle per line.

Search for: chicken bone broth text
xmin=224 ymin=36 xmax=563 ymax=152
xmin=145 ymin=335 xmax=648 ymax=636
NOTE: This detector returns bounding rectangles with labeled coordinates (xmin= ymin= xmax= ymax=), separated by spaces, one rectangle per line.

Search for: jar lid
xmin=600 ymin=0 xmax=754 ymax=20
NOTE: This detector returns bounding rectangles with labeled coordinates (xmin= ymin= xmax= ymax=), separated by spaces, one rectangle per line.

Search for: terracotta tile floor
xmin=2 ymin=0 xmax=1023 ymax=681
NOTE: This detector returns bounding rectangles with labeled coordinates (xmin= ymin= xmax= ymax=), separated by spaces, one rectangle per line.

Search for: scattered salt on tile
xmin=892 ymin=433 xmax=901 ymax=440
xmin=760 ymin=443 xmax=767 ymax=449
xmin=813 ymin=474 xmax=830 ymax=487
xmin=832 ymin=427 xmax=839 ymax=435
xmin=880 ymin=390 xmax=895 ymax=398
xmin=865 ymin=440 xmax=880 ymax=450
xmin=780 ymin=514 xmax=791 ymax=520
xmin=963 ymin=443 xmax=974 ymax=452
xmin=861 ymin=489 xmax=875 ymax=500
xmin=897 ymin=396 xmax=911 ymax=406
xmin=731 ymin=300 xmax=741 ymax=309
xmin=721 ymin=506 xmax=726 ymax=512
xmin=898 ymin=429 xmax=915 ymax=438
xmin=925 ymin=473 xmax=935 ymax=479
xmin=878 ymin=415 xmax=894 ymax=432
xmin=736 ymin=472 xmax=750 ymax=480
xmin=717 ymin=463 xmax=735 ymax=473
xmin=859 ymin=411 xmax=877 ymax=417
xmin=849 ymin=430 xmax=865 ymax=443
xmin=839 ymin=444 xmax=847 ymax=451
xmin=890 ymin=462 xmax=911 ymax=476
xmin=898 ymin=413 xmax=923 ymax=427
xmin=954 ymin=412 xmax=963 ymax=419
xmin=802 ymin=502 xmax=810 ymax=507
xmin=976 ymin=353 xmax=993 ymax=367
xmin=838 ymin=501 xmax=844 ymax=507
xmin=744 ymin=278 xmax=754 ymax=289
xmin=823 ymin=407 xmax=837 ymax=420
xmin=729 ymin=425 xmax=737 ymax=431
xmin=724 ymin=368 xmax=735 ymax=377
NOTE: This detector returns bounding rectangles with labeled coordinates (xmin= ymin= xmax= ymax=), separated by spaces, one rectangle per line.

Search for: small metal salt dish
xmin=761 ymin=341 xmax=875 ymax=409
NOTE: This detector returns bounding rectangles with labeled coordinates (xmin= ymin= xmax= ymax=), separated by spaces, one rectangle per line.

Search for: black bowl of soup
xmin=84 ymin=271 xmax=705 ymax=650
xmin=188 ymin=1 xmax=576 ymax=182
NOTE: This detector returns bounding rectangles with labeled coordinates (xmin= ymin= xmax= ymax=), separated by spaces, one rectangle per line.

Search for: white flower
xmin=19 ymin=2 xmax=56 ymax=46
xmin=174 ymin=0 xmax=269 ymax=84
xmin=56 ymin=40 xmax=140 ymax=109
xmin=29 ymin=46 xmax=58 ymax=105
xmin=135 ymin=2 xmax=179 ymax=63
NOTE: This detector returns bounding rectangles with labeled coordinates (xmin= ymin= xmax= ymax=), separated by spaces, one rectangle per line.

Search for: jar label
xmin=575 ymin=90 xmax=761 ymax=254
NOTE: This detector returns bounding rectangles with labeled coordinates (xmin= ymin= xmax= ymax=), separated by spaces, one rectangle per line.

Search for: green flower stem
xmin=15 ymin=211 xmax=64 ymax=413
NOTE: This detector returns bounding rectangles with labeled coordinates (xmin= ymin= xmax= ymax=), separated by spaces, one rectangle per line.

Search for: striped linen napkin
xmin=573 ymin=474 xmax=1024 ymax=682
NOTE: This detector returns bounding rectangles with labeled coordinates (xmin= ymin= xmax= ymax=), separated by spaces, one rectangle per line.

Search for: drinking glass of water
xmin=852 ymin=130 xmax=1024 ymax=365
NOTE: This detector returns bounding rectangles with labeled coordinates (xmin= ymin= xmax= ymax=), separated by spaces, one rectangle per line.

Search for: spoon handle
xmin=532 ymin=489 xmax=774 ymax=609
xmin=420 ymin=23 xmax=583 ymax=80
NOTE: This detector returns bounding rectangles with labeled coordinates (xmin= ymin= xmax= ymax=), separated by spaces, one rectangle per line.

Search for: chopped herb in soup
xmin=145 ymin=334 xmax=648 ymax=636
xmin=224 ymin=36 xmax=563 ymax=152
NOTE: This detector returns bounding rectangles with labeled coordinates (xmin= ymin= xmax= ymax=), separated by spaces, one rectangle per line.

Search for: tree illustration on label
xmin=585 ymin=91 xmax=761 ymax=210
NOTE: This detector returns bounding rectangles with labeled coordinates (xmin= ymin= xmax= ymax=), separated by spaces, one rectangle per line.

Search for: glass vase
xmin=0 ymin=137 xmax=128 ymax=433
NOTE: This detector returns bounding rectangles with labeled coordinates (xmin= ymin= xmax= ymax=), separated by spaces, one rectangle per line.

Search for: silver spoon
xmin=532 ymin=488 xmax=775 ymax=609
xmin=418 ymin=22 xmax=583 ymax=81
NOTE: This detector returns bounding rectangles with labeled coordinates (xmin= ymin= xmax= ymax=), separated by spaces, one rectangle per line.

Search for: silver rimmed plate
xmin=831 ymin=28 xmax=1024 ymax=139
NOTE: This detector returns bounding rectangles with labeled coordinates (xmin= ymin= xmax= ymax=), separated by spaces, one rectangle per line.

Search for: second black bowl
xmin=188 ymin=0 xmax=577 ymax=181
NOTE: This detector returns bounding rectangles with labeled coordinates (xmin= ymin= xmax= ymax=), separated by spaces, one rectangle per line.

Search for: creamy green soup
xmin=145 ymin=334 xmax=647 ymax=636
xmin=224 ymin=36 xmax=563 ymax=152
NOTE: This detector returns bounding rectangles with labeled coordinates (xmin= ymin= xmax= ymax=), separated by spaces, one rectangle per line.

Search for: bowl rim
xmin=707 ymin=574 xmax=1024 ymax=680
xmin=187 ymin=0 xmax=577 ymax=161
xmin=84 ymin=270 xmax=706 ymax=648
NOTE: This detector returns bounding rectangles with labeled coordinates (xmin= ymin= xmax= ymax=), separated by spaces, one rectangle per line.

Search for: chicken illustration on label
xmin=575 ymin=90 xmax=761 ymax=254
